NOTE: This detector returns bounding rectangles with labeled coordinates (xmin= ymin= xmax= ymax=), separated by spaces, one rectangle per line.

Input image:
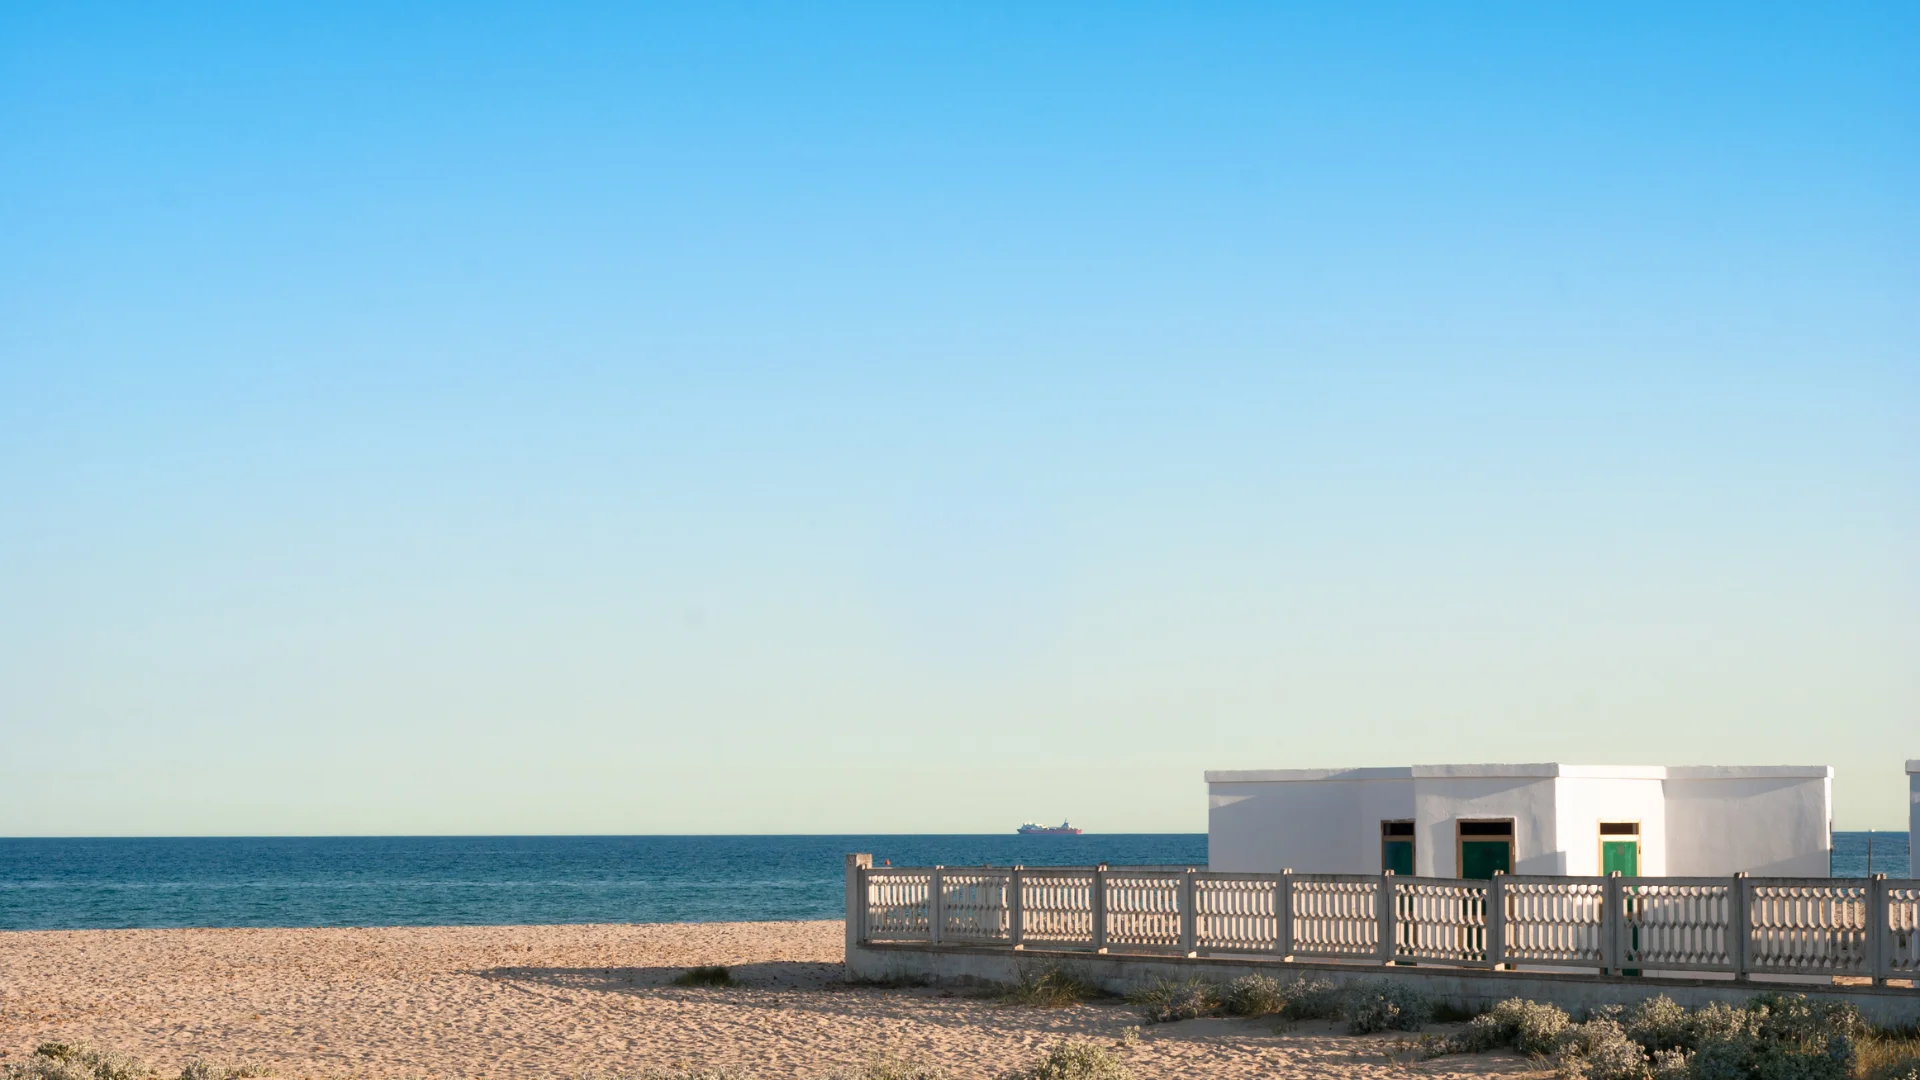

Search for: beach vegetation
xmin=999 ymin=1039 xmax=1130 ymax=1080
xmin=1003 ymin=964 xmax=1100 ymax=1008
xmin=671 ymin=965 xmax=736 ymax=987
xmin=1425 ymin=991 xmax=1911 ymax=1080
xmin=1340 ymin=979 xmax=1434 ymax=1035
xmin=1125 ymin=977 xmax=1218 ymax=1023
xmin=2 ymin=1045 xmax=272 ymax=1080
xmin=1857 ymin=1030 xmax=1920 ymax=1080
xmin=10 ymin=1042 xmax=154 ymax=1080
xmin=825 ymin=1055 xmax=946 ymax=1080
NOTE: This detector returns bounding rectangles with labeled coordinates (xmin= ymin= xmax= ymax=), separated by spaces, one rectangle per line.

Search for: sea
xmin=0 ymin=832 xmax=1903 ymax=931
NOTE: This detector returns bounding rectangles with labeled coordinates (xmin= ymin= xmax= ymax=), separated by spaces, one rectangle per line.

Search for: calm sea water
xmin=0 ymin=834 xmax=1206 ymax=931
xmin=0 ymin=832 xmax=1902 ymax=931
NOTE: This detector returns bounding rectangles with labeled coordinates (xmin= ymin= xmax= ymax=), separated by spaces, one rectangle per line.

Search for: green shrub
xmin=1624 ymin=996 xmax=1691 ymax=1054
xmin=1647 ymin=1048 xmax=1691 ymax=1080
xmin=175 ymin=1063 xmax=272 ymax=1080
xmin=1274 ymin=976 xmax=1342 ymax=1021
xmin=1219 ymin=974 xmax=1287 ymax=1017
xmin=1340 ymin=980 xmax=1432 ymax=1035
xmin=1001 ymin=1040 xmax=1130 ymax=1080
xmin=826 ymin=1055 xmax=946 ymax=1080
xmin=5 ymin=1043 xmax=152 ymax=1080
xmin=1456 ymin=997 xmax=1571 ymax=1056
xmin=672 ymin=965 xmax=736 ymax=987
xmin=1553 ymin=1018 xmax=1648 ymax=1080
xmin=1005 ymin=964 xmax=1099 ymax=1008
xmin=1127 ymin=977 xmax=1219 ymax=1024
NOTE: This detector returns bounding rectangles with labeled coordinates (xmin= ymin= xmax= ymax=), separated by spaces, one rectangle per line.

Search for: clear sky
xmin=2 ymin=4 xmax=1915 ymax=836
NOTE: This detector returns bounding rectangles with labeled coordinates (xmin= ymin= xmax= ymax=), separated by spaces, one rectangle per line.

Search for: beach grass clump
xmin=3 ymin=1044 xmax=276 ymax=1080
xmin=9 ymin=1042 xmax=153 ymax=1080
xmin=1445 ymin=997 xmax=1572 ymax=1056
xmin=1553 ymin=1017 xmax=1649 ymax=1080
xmin=176 ymin=1062 xmax=273 ymax=1080
xmin=1219 ymin=974 xmax=1288 ymax=1017
xmin=826 ymin=1054 xmax=947 ymax=1080
xmin=1339 ymin=979 xmax=1433 ymax=1035
xmin=1126 ymin=977 xmax=1219 ymax=1024
xmin=1004 ymin=964 xmax=1100 ymax=1008
xmin=1430 ymin=991 xmax=1896 ymax=1080
xmin=1001 ymin=1039 xmax=1130 ymax=1080
xmin=671 ymin=965 xmax=736 ymax=987
xmin=1856 ymin=1030 xmax=1920 ymax=1080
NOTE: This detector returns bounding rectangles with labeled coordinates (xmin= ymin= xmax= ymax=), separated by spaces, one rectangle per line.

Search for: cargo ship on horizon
xmin=1016 ymin=821 xmax=1083 ymax=835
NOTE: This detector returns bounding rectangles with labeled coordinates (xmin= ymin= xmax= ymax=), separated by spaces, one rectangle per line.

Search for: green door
xmin=1602 ymin=841 xmax=1639 ymax=876
xmin=1382 ymin=840 xmax=1414 ymax=876
xmin=1459 ymin=841 xmax=1511 ymax=879
xmin=1604 ymin=840 xmax=1642 ymax=974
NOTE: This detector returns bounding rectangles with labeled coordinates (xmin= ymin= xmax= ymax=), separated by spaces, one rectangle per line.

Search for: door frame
xmin=1598 ymin=820 xmax=1641 ymax=877
xmin=1380 ymin=819 xmax=1415 ymax=875
xmin=1454 ymin=818 xmax=1515 ymax=878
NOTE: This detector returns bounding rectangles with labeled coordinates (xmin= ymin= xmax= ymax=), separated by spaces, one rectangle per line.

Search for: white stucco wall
xmin=1553 ymin=768 xmax=1668 ymax=876
xmin=1660 ymin=767 xmax=1832 ymax=877
xmin=1206 ymin=769 xmax=1413 ymax=873
xmin=1409 ymin=766 xmax=1561 ymax=876
xmin=1909 ymin=761 xmax=1919 ymax=878
xmin=1208 ymin=763 xmax=1831 ymax=878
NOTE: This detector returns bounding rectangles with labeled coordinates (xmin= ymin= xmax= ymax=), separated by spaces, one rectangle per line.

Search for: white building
xmin=1207 ymin=763 xmax=1833 ymax=878
xmin=1909 ymin=760 xmax=1919 ymax=878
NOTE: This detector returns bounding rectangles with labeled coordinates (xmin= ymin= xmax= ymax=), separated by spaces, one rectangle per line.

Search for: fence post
xmin=1869 ymin=874 xmax=1888 ymax=986
xmin=1603 ymin=871 xmax=1623 ymax=975
xmin=1377 ymin=871 xmax=1397 ymax=966
xmin=929 ymin=866 xmax=944 ymax=947
xmin=1277 ymin=869 xmax=1294 ymax=960
xmin=1730 ymin=873 xmax=1749 ymax=981
xmin=1486 ymin=871 xmax=1505 ymax=970
xmin=845 ymin=853 xmax=872 ymax=964
xmin=1092 ymin=864 xmax=1109 ymax=953
xmin=1180 ymin=868 xmax=1198 ymax=958
xmin=1009 ymin=866 xmax=1025 ymax=950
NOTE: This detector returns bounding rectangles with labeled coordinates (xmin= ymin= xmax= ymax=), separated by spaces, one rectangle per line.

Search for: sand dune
xmin=0 ymin=921 xmax=1543 ymax=1078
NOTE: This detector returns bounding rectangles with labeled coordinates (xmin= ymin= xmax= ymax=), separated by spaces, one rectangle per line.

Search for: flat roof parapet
xmin=1205 ymin=763 xmax=1832 ymax=784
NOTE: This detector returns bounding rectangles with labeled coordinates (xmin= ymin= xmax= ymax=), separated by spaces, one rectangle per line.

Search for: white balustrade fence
xmin=852 ymin=860 xmax=1920 ymax=987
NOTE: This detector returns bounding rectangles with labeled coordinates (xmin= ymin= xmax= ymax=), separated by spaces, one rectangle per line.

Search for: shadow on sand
xmin=468 ymin=960 xmax=847 ymax=991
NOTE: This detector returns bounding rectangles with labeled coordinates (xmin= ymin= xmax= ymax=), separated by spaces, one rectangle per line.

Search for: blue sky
xmin=2 ymin=4 xmax=1915 ymax=834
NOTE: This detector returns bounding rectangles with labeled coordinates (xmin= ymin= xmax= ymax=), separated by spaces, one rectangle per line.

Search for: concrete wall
xmin=1207 ymin=768 xmax=1412 ymax=874
xmin=849 ymin=942 xmax=1920 ymax=1028
xmin=1662 ymin=767 xmax=1832 ymax=877
xmin=1409 ymin=766 xmax=1561 ymax=876
xmin=1910 ymin=761 xmax=1919 ymax=878
xmin=1554 ymin=770 xmax=1668 ymax=876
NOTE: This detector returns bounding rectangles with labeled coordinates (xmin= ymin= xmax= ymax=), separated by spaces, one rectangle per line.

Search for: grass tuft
xmin=671 ymin=965 xmax=736 ymax=987
xmin=1126 ymin=977 xmax=1218 ymax=1024
xmin=1000 ymin=1039 xmax=1131 ymax=1080
xmin=1003 ymin=964 xmax=1100 ymax=1008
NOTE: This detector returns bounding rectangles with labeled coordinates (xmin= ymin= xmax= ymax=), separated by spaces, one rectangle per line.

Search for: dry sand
xmin=0 ymin=921 xmax=1545 ymax=1078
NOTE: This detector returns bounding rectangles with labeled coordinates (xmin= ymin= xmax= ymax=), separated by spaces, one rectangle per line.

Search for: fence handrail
xmin=851 ymin=859 xmax=1920 ymax=989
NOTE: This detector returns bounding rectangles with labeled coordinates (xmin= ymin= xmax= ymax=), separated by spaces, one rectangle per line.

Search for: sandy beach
xmin=0 ymin=920 xmax=1552 ymax=1078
